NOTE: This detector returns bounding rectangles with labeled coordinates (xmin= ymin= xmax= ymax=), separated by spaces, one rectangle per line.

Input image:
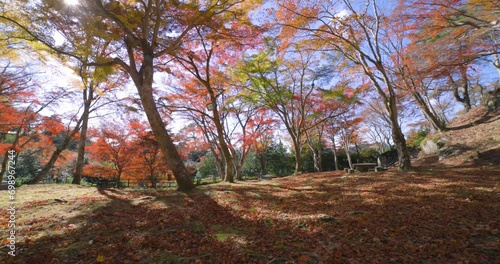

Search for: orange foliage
xmin=82 ymin=164 xmax=116 ymax=179
xmin=85 ymin=120 xmax=171 ymax=185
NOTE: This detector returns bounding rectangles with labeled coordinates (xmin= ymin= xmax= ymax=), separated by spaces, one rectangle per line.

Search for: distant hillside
xmin=417 ymin=105 xmax=500 ymax=168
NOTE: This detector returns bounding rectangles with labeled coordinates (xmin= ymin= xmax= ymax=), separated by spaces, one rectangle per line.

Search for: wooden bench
xmin=353 ymin=163 xmax=378 ymax=172
xmin=260 ymin=175 xmax=273 ymax=180
xmin=82 ymin=176 xmax=117 ymax=188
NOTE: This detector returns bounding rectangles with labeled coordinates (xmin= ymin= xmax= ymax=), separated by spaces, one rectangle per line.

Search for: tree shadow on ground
xmin=2 ymin=168 xmax=498 ymax=263
xmin=4 ymin=187 xmax=327 ymax=263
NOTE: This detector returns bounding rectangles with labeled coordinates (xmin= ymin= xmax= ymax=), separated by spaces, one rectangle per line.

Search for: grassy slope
xmin=419 ymin=105 xmax=500 ymax=168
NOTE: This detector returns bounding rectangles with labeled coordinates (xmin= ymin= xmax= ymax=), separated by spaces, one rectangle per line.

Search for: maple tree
xmin=0 ymin=0 xmax=496 ymax=185
xmin=362 ymin=104 xmax=394 ymax=154
xmin=276 ymin=0 xmax=415 ymax=171
xmin=303 ymin=124 xmax=325 ymax=172
xmin=164 ymin=13 xmax=260 ymax=181
xmin=0 ymin=0 xmax=499 ymax=262
xmin=303 ymin=96 xmax=351 ymax=172
xmin=0 ymin=0 xmax=260 ymax=191
xmin=82 ymin=163 xmax=116 ymax=181
xmin=83 ymin=120 xmax=172 ymax=188
xmin=90 ymin=122 xmax=139 ymax=186
xmin=26 ymin=113 xmax=83 ymax=184
xmin=338 ymin=113 xmax=363 ymax=170
xmin=0 ymin=63 xmax=34 ymax=177
xmin=251 ymin=131 xmax=275 ymax=176
xmin=167 ymin=78 xmax=227 ymax=180
xmin=381 ymin=14 xmax=450 ymax=132
xmin=236 ymin=40 xmax=346 ymax=174
xmin=0 ymin=62 xmax=68 ymax=181
xmin=406 ymin=0 xmax=499 ymax=76
xmin=128 ymin=120 xmax=169 ymax=187
xmin=171 ymin=30 xmax=239 ymax=183
xmin=87 ymin=121 xmax=136 ymax=187
xmin=0 ymin=62 xmax=121 ymax=184
xmin=400 ymin=0 xmax=499 ymax=112
xmin=72 ymin=50 xmax=124 ymax=184
xmin=229 ymin=104 xmax=276 ymax=179
xmin=324 ymin=120 xmax=341 ymax=171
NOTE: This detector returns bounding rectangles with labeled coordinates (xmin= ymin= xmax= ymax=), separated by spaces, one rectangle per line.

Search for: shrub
xmin=15 ymin=151 xmax=42 ymax=182
xmin=241 ymin=152 xmax=262 ymax=177
xmin=198 ymin=152 xmax=219 ymax=178
xmin=266 ymin=142 xmax=294 ymax=176
xmin=407 ymin=127 xmax=430 ymax=148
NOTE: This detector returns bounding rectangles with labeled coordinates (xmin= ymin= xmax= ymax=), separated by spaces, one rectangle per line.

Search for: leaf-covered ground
xmin=1 ymin=166 xmax=498 ymax=263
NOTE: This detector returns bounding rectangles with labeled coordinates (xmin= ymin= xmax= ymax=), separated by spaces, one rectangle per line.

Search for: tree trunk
xmin=331 ymin=136 xmax=339 ymax=171
xmin=0 ymin=152 xmax=8 ymax=181
xmin=73 ymin=87 xmax=93 ymax=185
xmin=453 ymin=84 xmax=472 ymax=112
xmin=135 ymin=58 xmax=194 ymax=192
xmin=354 ymin=142 xmax=361 ymax=161
xmin=229 ymin=147 xmax=243 ymax=181
xmin=392 ymin=124 xmax=412 ymax=171
xmin=311 ymin=146 xmax=322 ymax=172
xmin=312 ymin=151 xmax=320 ymax=172
xmin=116 ymin=169 xmax=122 ymax=188
xmin=211 ymin=110 xmax=235 ymax=183
xmin=448 ymin=67 xmax=472 ymax=112
xmin=211 ymin=147 xmax=224 ymax=180
xmin=292 ymin=138 xmax=303 ymax=174
xmin=376 ymin=68 xmax=412 ymax=171
xmin=340 ymin=127 xmax=353 ymax=169
xmin=411 ymin=92 xmax=447 ymax=132
xmin=316 ymin=149 xmax=322 ymax=172
xmin=344 ymin=144 xmax=353 ymax=170
xmin=387 ymin=96 xmax=412 ymax=171
xmin=257 ymin=151 xmax=267 ymax=175
xmin=216 ymin=156 xmax=225 ymax=181
xmin=211 ymin=118 xmax=235 ymax=182
xmin=305 ymin=131 xmax=322 ymax=172
xmin=27 ymin=136 xmax=75 ymax=184
xmin=140 ymin=90 xmax=194 ymax=191
xmin=314 ymin=149 xmax=323 ymax=172
xmin=205 ymin=80 xmax=235 ymax=182
xmin=235 ymin=164 xmax=243 ymax=181
xmin=234 ymin=148 xmax=249 ymax=181
xmin=221 ymin=151 xmax=235 ymax=182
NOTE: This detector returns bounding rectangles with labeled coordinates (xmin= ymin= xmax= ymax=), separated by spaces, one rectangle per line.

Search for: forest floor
xmin=1 ymin=164 xmax=498 ymax=263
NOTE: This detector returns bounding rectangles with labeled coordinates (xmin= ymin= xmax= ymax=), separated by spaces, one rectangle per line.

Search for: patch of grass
xmin=215 ymin=232 xmax=232 ymax=242
xmin=211 ymin=225 xmax=247 ymax=242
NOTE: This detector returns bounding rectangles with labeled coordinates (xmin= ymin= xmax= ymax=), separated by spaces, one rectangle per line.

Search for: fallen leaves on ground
xmin=0 ymin=166 xmax=498 ymax=263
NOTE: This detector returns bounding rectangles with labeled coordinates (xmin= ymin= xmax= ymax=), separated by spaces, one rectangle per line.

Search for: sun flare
xmin=64 ymin=0 xmax=79 ymax=6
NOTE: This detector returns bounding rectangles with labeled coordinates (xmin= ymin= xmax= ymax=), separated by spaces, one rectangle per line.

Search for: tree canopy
xmin=0 ymin=0 xmax=498 ymax=186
